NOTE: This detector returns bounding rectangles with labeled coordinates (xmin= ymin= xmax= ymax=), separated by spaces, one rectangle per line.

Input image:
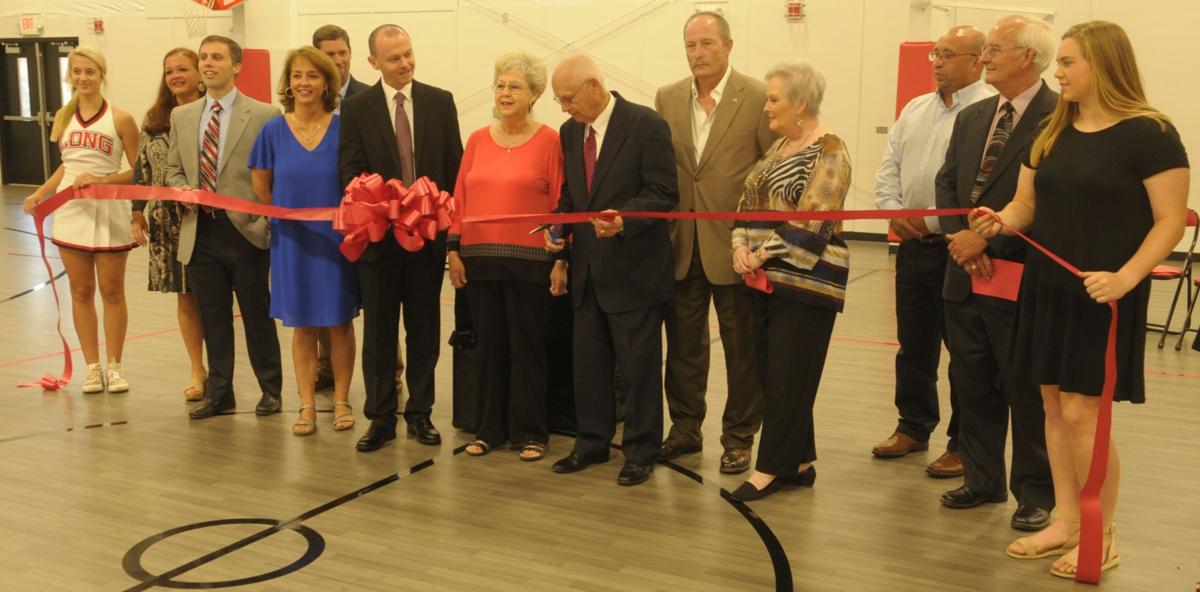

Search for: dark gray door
xmin=1 ymin=38 xmax=77 ymax=185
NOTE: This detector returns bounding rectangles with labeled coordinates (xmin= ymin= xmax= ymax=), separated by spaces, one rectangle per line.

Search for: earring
xmin=795 ymin=116 xmax=803 ymax=127
xmin=197 ymin=81 xmax=207 ymax=94
xmin=285 ymin=87 xmax=294 ymax=98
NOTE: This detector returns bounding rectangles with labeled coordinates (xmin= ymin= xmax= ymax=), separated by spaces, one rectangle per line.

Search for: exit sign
xmin=19 ymin=14 xmax=43 ymax=36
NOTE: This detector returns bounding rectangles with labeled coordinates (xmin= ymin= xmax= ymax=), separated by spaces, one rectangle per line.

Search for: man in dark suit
xmin=339 ymin=24 xmax=463 ymax=452
xmin=166 ymin=35 xmax=282 ymax=420
xmin=935 ymin=14 xmax=1056 ymax=531
xmin=546 ymin=54 xmax=679 ymax=486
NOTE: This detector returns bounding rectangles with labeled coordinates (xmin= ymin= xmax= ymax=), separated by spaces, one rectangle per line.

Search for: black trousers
xmin=893 ymin=239 xmax=960 ymax=450
xmin=467 ymin=279 xmax=549 ymax=445
xmin=572 ymin=275 xmax=664 ymax=466
xmin=358 ymin=236 xmax=445 ymax=429
xmin=944 ymin=294 xmax=1054 ymax=508
xmin=752 ymin=292 xmax=836 ymax=475
xmin=186 ymin=214 xmax=281 ymax=405
xmin=664 ymin=247 xmax=762 ymax=449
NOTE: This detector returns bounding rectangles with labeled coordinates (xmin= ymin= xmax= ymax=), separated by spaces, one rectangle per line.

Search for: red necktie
xmin=199 ymin=101 xmax=221 ymax=212
xmin=584 ymin=126 xmax=596 ymax=192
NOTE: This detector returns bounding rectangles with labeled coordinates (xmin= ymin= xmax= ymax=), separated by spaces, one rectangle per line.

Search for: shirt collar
xmin=590 ymin=91 xmax=616 ymax=137
xmin=945 ymin=79 xmax=987 ymax=109
xmin=1000 ymin=79 xmax=1043 ymax=117
xmin=382 ymin=80 xmax=413 ymax=105
xmin=204 ymin=87 xmax=238 ymax=114
xmin=339 ymin=75 xmax=351 ymax=98
xmin=691 ymin=66 xmax=732 ymax=104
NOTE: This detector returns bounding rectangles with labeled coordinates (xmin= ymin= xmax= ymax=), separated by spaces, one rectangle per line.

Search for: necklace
xmin=496 ymin=120 xmax=533 ymax=153
xmin=287 ymin=113 xmax=324 ymax=147
xmin=783 ymin=124 xmax=819 ymax=155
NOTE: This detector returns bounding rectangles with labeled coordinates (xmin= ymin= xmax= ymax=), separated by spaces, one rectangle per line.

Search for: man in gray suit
xmin=654 ymin=11 xmax=774 ymax=473
xmin=166 ymin=35 xmax=283 ymax=420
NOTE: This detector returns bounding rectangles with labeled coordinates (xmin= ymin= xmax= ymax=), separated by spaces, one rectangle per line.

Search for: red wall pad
xmin=236 ymin=48 xmax=272 ymax=104
xmin=895 ymin=41 xmax=936 ymax=119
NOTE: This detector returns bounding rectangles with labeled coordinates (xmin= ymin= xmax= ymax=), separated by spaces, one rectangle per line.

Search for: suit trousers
xmin=187 ymin=213 xmax=282 ymax=405
xmin=664 ymin=246 xmax=762 ymax=449
xmin=944 ymin=294 xmax=1054 ymax=509
xmin=467 ymin=279 xmax=549 ymax=445
xmin=572 ymin=274 xmax=664 ymax=466
xmin=358 ymin=237 xmax=446 ymax=429
xmin=893 ymin=239 xmax=960 ymax=450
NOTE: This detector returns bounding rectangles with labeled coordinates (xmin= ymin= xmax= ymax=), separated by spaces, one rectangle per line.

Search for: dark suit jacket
xmin=345 ymin=74 xmax=371 ymax=99
xmin=936 ymin=82 xmax=1058 ymax=301
xmin=557 ymin=91 xmax=679 ymax=313
xmin=338 ymin=79 xmax=464 ymax=261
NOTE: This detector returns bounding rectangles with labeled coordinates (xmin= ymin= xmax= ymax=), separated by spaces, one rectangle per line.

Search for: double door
xmin=1 ymin=38 xmax=78 ymax=186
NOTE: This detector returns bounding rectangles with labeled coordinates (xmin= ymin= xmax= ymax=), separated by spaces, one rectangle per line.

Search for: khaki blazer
xmin=654 ymin=69 xmax=776 ymax=285
xmin=165 ymin=91 xmax=280 ymax=264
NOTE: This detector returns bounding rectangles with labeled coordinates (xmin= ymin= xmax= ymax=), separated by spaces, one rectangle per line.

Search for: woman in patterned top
xmin=729 ymin=61 xmax=852 ymax=501
xmin=131 ymin=47 xmax=207 ymax=401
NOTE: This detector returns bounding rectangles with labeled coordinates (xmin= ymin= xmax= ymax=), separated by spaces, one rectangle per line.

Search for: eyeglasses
xmin=928 ymin=50 xmax=979 ymax=62
xmin=494 ymin=82 xmax=527 ymax=94
xmin=552 ymin=79 xmax=590 ymax=106
xmin=982 ymin=44 xmax=1027 ymax=57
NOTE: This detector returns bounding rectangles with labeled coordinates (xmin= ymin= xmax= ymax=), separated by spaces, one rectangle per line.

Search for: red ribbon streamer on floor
xmin=22 ymin=184 xmax=1113 ymax=583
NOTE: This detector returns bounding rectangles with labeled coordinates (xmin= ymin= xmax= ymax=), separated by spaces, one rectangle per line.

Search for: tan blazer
xmin=165 ymin=91 xmax=280 ymax=264
xmin=654 ymin=69 xmax=776 ymax=285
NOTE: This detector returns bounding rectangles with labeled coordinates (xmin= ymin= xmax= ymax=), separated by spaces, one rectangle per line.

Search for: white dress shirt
xmin=334 ymin=76 xmax=351 ymax=114
xmin=381 ymin=80 xmax=415 ymax=148
xmin=588 ymin=91 xmax=617 ymax=159
xmin=691 ymin=66 xmax=731 ymax=162
xmin=875 ymin=79 xmax=995 ymax=234
xmin=197 ymin=88 xmax=239 ymax=170
xmin=981 ymin=79 xmax=1044 ymax=168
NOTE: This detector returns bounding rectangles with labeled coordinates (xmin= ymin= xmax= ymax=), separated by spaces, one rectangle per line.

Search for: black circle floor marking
xmin=122 ymin=518 xmax=325 ymax=589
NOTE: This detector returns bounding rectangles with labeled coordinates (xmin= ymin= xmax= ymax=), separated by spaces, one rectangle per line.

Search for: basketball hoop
xmin=178 ymin=0 xmax=216 ymax=38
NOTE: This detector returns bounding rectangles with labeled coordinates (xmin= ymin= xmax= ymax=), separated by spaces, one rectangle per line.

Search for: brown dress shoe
xmin=871 ymin=432 xmax=929 ymax=458
xmin=719 ymin=448 xmax=751 ymax=474
xmin=925 ymin=450 xmax=964 ymax=478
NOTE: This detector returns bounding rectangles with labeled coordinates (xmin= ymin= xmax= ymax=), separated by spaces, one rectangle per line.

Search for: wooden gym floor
xmin=0 ymin=186 xmax=1197 ymax=591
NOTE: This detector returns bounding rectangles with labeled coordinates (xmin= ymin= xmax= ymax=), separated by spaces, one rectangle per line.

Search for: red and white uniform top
xmin=50 ymin=101 xmax=135 ymax=251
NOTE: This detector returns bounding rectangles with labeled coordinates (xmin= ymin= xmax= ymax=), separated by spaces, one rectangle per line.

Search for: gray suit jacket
xmin=654 ymin=69 xmax=776 ymax=285
xmin=936 ymin=82 xmax=1058 ymax=302
xmin=166 ymin=91 xmax=280 ymax=263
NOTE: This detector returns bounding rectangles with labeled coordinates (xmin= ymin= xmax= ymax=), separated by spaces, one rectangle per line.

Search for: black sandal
xmin=465 ymin=439 xmax=491 ymax=457
xmin=519 ymin=441 xmax=546 ymax=462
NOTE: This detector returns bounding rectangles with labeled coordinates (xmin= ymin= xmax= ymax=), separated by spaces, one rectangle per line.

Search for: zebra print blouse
xmin=732 ymin=134 xmax=852 ymax=312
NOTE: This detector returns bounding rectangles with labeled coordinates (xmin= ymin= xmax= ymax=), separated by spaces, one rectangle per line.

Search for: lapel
xmin=218 ymin=93 xmax=250 ymax=176
xmin=180 ymin=100 xmax=203 ymax=184
xmin=563 ymin=120 xmax=586 ymax=203
xmin=980 ymin=82 xmax=1051 ymax=196
xmin=960 ymin=97 xmax=996 ymax=204
xmin=411 ymin=80 xmax=430 ymax=174
xmin=669 ymin=80 xmax=698 ymax=174
xmin=696 ymin=70 xmax=747 ymax=172
xmin=368 ymin=82 xmax=404 ymax=175
xmin=588 ymin=92 xmax=631 ymax=206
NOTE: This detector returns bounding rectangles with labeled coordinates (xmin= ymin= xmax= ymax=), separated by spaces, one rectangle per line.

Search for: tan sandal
xmin=184 ymin=368 xmax=206 ymax=401
xmin=519 ymin=441 xmax=546 ymax=462
xmin=332 ymin=400 xmax=355 ymax=431
xmin=465 ymin=439 xmax=491 ymax=456
xmin=1007 ymin=512 xmax=1080 ymax=559
xmin=292 ymin=404 xmax=317 ymax=436
xmin=1050 ymin=524 xmax=1119 ymax=578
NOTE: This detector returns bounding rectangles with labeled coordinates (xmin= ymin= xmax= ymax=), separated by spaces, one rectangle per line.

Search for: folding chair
xmin=1147 ymin=208 xmax=1199 ymax=348
xmin=1174 ymin=275 xmax=1200 ymax=351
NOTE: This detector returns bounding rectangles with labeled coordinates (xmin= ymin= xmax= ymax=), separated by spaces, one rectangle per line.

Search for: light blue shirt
xmin=198 ymin=88 xmax=239 ymax=171
xmin=874 ymin=79 xmax=994 ymax=234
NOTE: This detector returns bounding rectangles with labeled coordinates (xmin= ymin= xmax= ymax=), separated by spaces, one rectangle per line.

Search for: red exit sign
xmin=20 ymin=14 xmax=43 ymax=36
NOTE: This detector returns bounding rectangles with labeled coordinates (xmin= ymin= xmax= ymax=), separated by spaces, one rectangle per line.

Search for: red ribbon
xmin=331 ymin=174 xmax=455 ymax=261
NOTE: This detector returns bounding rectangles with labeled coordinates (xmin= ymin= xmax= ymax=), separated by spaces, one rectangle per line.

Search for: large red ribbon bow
xmin=332 ymin=174 xmax=454 ymax=260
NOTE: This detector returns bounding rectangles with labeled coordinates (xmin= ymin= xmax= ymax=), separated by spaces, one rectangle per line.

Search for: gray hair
xmin=684 ymin=10 xmax=731 ymax=41
xmin=1003 ymin=15 xmax=1057 ymax=73
xmin=494 ymin=50 xmax=547 ymax=96
xmin=765 ymin=60 xmax=826 ymax=116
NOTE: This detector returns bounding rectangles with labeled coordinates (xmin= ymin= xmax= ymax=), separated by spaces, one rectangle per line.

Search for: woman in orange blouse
xmin=448 ymin=50 xmax=565 ymax=461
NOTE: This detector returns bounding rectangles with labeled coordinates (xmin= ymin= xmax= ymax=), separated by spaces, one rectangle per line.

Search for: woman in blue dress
xmin=250 ymin=46 xmax=359 ymax=435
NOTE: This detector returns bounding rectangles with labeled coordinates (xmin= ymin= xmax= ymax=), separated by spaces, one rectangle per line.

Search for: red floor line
xmin=0 ymin=314 xmax=241 ymax=369
xmin=6 ymin=252 xmax=61 ymax=259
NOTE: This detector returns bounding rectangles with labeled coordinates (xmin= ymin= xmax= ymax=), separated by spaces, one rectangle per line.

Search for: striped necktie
xmin=970 ymin=102 xmax=1014 ymax=205
xmin=199 ymin=101 xmax=221 ymax=193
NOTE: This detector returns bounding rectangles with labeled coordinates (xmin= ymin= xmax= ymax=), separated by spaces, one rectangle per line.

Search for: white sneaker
xmin=81 ymin=363 xmax=105 ymax=394
xmin=107 ymin=361 xmax=129 ymax=393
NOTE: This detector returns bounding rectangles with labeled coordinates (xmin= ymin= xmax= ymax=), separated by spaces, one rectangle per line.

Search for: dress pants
xmin=893 ymin=239 xmax=960 ymax=450
xmin=358 ymin=236 xmax=445 ymax=430
xmin=467 ymin=279 xmax=549 ymax=446
xmin=187 ymin=213 xmax=282 ymax=405
xmin=664 ymin=247 xmax=762 ymax=449
xmin=752 ymin=291 xmax=837 ymax=475
xmin=572 ymin=275 xmax=664 ymax=466
xmin=944 ymin=293 xmax=1054 ymax=509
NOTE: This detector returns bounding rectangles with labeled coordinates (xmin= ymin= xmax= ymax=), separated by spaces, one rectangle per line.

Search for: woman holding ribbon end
xmin=728 ymin=61 xmax=851 ymax=501
xmin=971 ymin=21 xmax=1188 ymax=578
xmin=22 ymin=46 xmax=140 ymax=394
xmin=447 ymin=50 xmax=564 ymax=461
xmin=249 ymin=46 xmax=359 ymax=435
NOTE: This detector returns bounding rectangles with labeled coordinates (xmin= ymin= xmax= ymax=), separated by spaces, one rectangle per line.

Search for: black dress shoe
xmin=255 ymin=393 xmax=282 ymax=416
xmin=730 ymin=477 xmax=786 ymax=501
xmin=356 ymin=423 xmax=397 ymax=452
xmin=551 ymin=450 xmax=611 ymax=474
xmin=313 ymin=371 xmax=334 ymax=392
xmin=617 ymin=462 xmax=654 ymax=486
xmin=940 ymin=485 xmax=1007 ymax=509
xmin=406 ymin=417 xmax=441 ymax=445
xmin=1011 ymin=504 xmax=1052 ymax=531
xmin=780 ymin=465 xmax=817 ymax=487
xmin=189 ymin=398 xmax=235 ymax=419
xmin=657 ymin=438 xmax=702 ymax=461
